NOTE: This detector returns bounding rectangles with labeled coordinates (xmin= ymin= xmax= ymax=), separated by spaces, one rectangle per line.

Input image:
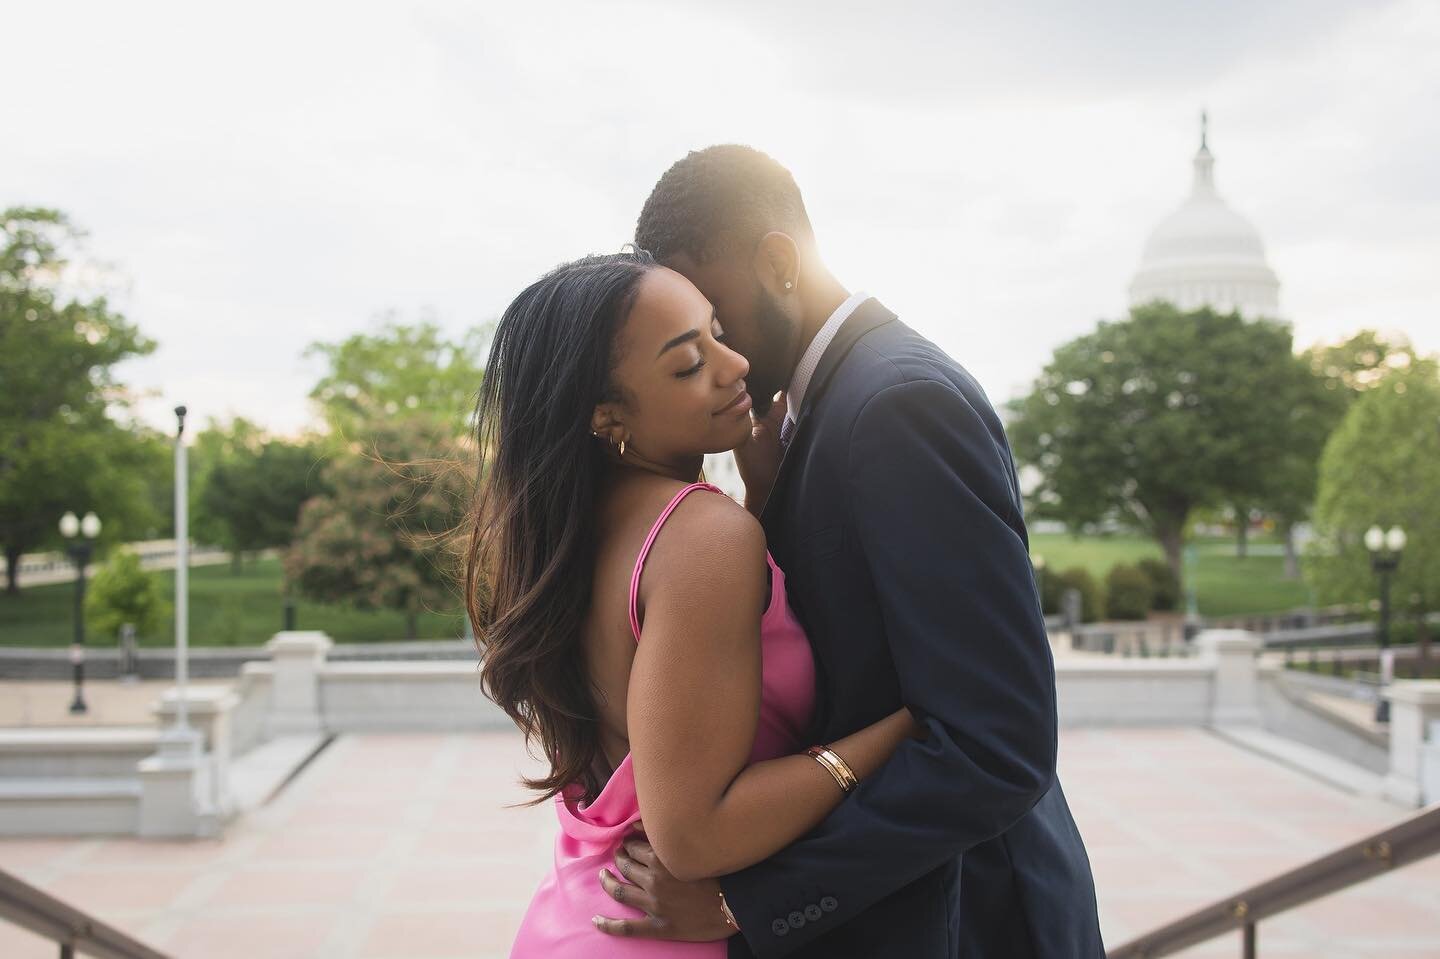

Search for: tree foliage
xmin=1009 ymin=302 xmax=1318 ymax=575
xmin=85 ymin=547 xmax=170 ymax=641
xmin=282 ymin=416 xmax=471 ymax=639
xmin=0 ymin=208 xmax=158 ymax=592
xmin=1307 ymin=366 xmax=1440 ymax=628
xmin=197 ymin=431 xmax=327 ymax=567
xmin=304 ymin=317 xmax=487 ymax=445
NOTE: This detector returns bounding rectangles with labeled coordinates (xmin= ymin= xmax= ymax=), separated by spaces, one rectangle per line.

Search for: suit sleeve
xmin=718 ymin=377 xmax=1058 ymax=957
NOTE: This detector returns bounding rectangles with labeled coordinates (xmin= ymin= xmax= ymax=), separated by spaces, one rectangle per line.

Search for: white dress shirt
xmin=783 ymin=289 xmax=870 ymax=439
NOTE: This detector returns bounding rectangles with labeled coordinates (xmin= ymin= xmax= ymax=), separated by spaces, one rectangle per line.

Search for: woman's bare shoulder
xmin=642 ymin=484 xmax=766 ymax=587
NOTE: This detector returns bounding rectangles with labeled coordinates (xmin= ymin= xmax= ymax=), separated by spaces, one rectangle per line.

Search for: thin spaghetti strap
xmin=628 ymin=482 xmax=725 ymax=643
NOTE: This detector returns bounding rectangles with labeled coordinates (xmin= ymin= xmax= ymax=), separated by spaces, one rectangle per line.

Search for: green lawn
xmin=0 ymin=557 xmax=464 ymax=648
xmin=2 ymin=534 xmax=1311 ymax=647
xmin=1028 ymin=532 xmax=1311 ymax=618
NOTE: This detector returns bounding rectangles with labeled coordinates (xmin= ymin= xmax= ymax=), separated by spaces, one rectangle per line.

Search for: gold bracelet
xmin=806 ymin=745 xmax=858 ymax=794
xmin=719 ymin=891 xmax=740 ymax=931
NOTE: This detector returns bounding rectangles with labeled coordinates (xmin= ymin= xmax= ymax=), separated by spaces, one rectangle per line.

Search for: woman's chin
xmin=698 ymin=423 xmax=755 ymax=456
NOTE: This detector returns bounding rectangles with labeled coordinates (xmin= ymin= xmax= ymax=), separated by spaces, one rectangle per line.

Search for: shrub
xmin=1037 ymin=562 xmax=1065 ymax=615
xmin=1137 ymin=557 xmax=1181 ymax=612
xmin=1105 ymin=563 xmax=1154 ymax=621
xmin=84 ymin=548 xmax=170 ymax=642
xmin=1056 ymin=566 xmax=1105 ymax=623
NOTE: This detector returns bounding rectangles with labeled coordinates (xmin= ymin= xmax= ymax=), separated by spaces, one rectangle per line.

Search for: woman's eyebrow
xmin=656 ymin=328 xmax=700 ymax=358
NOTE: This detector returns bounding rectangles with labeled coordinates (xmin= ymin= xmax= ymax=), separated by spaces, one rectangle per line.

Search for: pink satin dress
xmin=509 ymin=482 xmax=817 ymax=957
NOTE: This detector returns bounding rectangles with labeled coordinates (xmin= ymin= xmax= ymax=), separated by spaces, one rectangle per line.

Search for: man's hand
xmin=593 ymin=826 xmax=736 ymax=942
xmin=735 ymin=390 xmax=787 ymax=516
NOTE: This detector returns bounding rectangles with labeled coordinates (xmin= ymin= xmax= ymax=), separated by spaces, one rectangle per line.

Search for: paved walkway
xmin=2 ymin=728 xmax=1437 ymax=958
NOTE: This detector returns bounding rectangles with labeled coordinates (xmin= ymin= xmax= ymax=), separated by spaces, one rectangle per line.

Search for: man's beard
xmin=747 ymin=287 xmax=798 ymax=417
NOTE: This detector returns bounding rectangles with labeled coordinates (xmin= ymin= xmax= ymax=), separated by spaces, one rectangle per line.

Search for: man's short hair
xmin=635 ymin=145 xmax=812 ymax=265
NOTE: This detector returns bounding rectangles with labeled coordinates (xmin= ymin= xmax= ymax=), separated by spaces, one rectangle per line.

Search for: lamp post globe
xmin=1364 ymin=525 xmax=1385 ymax=553
xmin=1385 ymin=526 xmax=1407 ymax=553
xmin=59 ymin=511 xmax=79 ymax=539
xmin=80 ymin=512 xmax=101 ymax=539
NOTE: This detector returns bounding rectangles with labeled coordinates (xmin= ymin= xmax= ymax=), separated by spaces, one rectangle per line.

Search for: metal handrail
xmin=1107 ymin=803 xmax=1440 ymax=958
xmin=0 ymin=867 xmax=171 ymax=959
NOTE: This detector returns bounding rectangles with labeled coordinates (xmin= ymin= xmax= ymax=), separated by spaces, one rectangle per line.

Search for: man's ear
xmin=753 ymin=232 xmax=800 ymax=298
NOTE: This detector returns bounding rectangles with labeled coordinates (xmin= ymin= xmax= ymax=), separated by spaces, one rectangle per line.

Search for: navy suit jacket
xmin=717 ymin=299 xmax=1104 ymax=958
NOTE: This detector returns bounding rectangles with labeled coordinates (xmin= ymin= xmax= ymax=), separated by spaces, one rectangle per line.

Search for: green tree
xmin=282 ymin=416 xmax=470 ymax=639
xmin=304 ymin=317 xmax=488 ymax=445
xmin=1009 ymin=302 xmax=1308 ymax=577
xmin=199 ymin=435 xmax=327 ymax=571
xmin=1260 ymin=330 xmax=1440 ymax=578
xmin=188 ymin=416 xmax=267 ymax=550
xmin=1307 ymin=366 xmax=1440 ymax=654
xmin=0 ymin=209 xmax=158 ymax=593
xmin=85 ymin=547 xmax=170 ymax=642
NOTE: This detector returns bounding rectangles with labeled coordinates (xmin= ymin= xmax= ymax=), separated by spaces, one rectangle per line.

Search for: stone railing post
xmin=138 ymin=725 xmax=216 ymax=839
xmin=153 ymin=686 xmax=239 ymax=820
xmin=1195 ymin=629 xmax=1262 ymax=726
xmin=1422 ymin=719 xmax=1440 ymax=807
xmin=265 ymin=631 xmax=333 ymax=735
xmin=1383 ymin=680 xmax=1440 ymax=807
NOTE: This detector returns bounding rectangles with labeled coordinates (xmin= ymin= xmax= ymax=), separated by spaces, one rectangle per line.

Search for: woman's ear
xmin=590 ymin=403 xmax=625 ymax=447
xmin=753 ymin=231 xmax=801 ymax=298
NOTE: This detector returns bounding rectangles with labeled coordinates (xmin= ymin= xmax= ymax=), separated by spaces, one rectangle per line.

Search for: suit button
xmin=787 ymin=910 xmax=806 ymax=929
xmin=804 ymin=904 xmax=823 ymax=921
xmin=771 ymin=918 xmax=790 ymax=937
xmin=820 ymin=896 xmax=839 ymax=912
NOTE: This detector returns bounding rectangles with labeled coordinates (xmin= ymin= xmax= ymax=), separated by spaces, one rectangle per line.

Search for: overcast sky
xmin=6 ymin=0 xmax=1438 ymax=437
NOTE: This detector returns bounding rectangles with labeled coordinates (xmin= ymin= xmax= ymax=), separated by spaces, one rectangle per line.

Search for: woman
xmin=465 ymin=250 xmax=920 ymax=957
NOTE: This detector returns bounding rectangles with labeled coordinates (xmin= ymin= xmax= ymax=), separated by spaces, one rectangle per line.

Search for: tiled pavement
xmin=2 ymin=728 xmax=1437 ymax=958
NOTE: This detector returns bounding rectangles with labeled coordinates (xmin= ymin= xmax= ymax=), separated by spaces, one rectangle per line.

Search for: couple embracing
xmin=464 ymin=145 xmax=1104 ymax=958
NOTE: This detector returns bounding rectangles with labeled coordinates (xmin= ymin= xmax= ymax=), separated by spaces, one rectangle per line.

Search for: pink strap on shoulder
xmin=628 ymin=482 xmax=724 ymax=643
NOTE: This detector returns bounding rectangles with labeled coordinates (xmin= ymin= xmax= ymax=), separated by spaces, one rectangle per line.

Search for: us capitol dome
xmin=1129 ymin=115 xmax=1281 ymax=319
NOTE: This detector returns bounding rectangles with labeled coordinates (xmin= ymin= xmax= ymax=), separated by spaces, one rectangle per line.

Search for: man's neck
xmin=792 ymin=272 xmax=851 ymax=372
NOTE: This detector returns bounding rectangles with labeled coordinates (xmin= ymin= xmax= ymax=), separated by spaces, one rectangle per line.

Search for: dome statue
xmin=1129 ymin=113 xmax=1280 ymax=319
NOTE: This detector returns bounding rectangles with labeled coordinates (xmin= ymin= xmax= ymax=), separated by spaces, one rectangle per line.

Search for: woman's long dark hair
xmin=465 ymin=250 xmax=656 ymax=804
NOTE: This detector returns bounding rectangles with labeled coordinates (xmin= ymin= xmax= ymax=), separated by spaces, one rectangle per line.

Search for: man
xmin=597 ymin=145 xmax=1103 ymax=958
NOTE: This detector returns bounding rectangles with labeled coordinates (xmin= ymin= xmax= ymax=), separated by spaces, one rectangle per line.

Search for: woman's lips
xmin=716 ymin=391 xmax=753 ymax=416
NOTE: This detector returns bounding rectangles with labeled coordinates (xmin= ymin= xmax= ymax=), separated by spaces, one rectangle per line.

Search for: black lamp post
xmin=1364 ymin=524 xmax=1406 ymax=723
xmin=58 ymin=510 xmax=102 ymax=714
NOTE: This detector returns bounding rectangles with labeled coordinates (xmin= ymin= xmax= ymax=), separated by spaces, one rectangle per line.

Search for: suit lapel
xmin=760 ymin=297 xmax=897 ymax=528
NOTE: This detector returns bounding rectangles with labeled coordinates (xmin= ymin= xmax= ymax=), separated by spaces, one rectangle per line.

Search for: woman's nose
xmin=722 ymin=343 xmax=749 ymax=383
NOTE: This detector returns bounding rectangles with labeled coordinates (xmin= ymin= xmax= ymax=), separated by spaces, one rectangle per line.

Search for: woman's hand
xmin=594 ymin=826 xmax=736 ymax=942
xmin=735 ymin=391 xmax=788 ymax=515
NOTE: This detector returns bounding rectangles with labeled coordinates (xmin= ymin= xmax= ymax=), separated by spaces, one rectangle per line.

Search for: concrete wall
xmin=1056 ymin=660 xmax=1213 ymax=726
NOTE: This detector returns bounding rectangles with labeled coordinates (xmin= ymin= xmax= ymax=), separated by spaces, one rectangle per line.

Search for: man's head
xmin=635 ymin=145 xmax=815 ymax=414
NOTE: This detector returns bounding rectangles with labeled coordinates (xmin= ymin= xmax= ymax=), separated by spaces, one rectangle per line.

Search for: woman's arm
xmin=627 ymin=493 xmax=920 ymax=884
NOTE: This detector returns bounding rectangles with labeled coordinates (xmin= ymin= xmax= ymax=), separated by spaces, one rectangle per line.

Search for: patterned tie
xmin=779 ymin=415 xmax=796 ymax=451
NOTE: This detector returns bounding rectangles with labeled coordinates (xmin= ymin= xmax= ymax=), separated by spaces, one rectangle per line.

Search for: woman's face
xmin=597 ymin=267 xmax=753 ymax=461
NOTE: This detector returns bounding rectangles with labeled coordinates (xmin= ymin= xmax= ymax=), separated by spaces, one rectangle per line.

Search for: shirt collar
xmin=784 ymin=290 xmax=869 ymax=427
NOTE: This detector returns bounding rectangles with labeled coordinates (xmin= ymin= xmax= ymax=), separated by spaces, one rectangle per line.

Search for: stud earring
xmin=619 ymin=439 xmax=626 ymax=457
xmin=784 ymin=281 xmax=793 ymax=290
